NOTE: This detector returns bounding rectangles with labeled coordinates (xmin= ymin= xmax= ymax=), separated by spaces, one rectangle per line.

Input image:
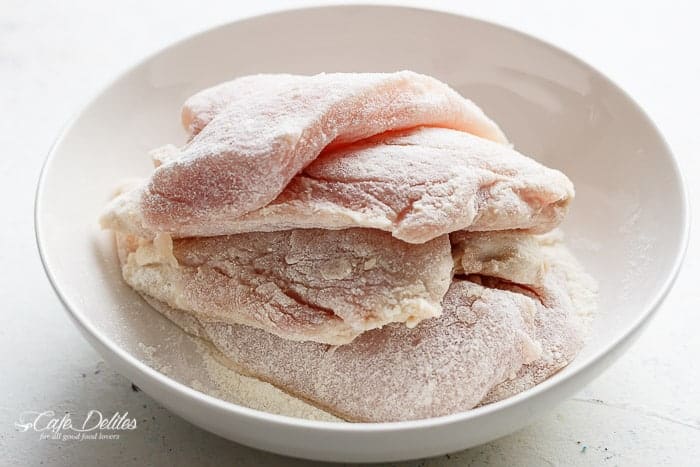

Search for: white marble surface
xmin=1 ymin=0 xmax=698 ymax=465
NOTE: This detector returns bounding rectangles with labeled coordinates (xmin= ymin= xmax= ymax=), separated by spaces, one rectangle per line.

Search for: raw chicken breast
xmin=118 ymin=230 xmax=593 ymax=422
xmin=451 ymin=230 xmax=591 ymax=405
xmin=451 ymin=230 xmax=548 ymax=285
xmin=181 ymin=74 xmax=307 ymax=136
xmin=139 ymin=278 xmax=542 ymax=422
xmin=141 ymin=71 xmax=508 ymax=232
xmin=102 ymin=128 xmax=573 ymax=242
xmin=179 ymin=72 xmax=507 ymax=142
xmin=116 ymin=228 xmax=452 ymax=345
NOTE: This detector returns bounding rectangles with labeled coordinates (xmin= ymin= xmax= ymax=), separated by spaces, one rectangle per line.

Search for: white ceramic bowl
xmin=35 ymin=5 xmax=688 ymax=463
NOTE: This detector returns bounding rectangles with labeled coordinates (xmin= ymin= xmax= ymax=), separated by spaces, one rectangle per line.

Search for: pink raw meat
xmin=116 ymin=229 xmax=591 ymax=422
xmin=138 ymin=278 xmax=541 ymax=422
xmin=116 ymin=228 xmax=452 ymax=345
xmin=181 ymin=74 xmax=307 ymax=136
xmin=142 ymin=71 xmax=508 ymax=232
xmin=102 ymin=128 xmax=572 ymax=242
xmin=451 ymin=230 xmax=587 ymax=405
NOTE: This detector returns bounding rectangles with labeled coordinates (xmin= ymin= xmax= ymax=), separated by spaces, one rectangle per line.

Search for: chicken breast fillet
xmin=180 ymin=72 xmax=507 ymax=142
xmin=102 ymin=128 xmax=573 ymax=242
xmin=138 ymin=71 xmax=508 ymax=232
xmin=451 ymin=230 xmax=591 ymax=405
xmin=116 ymin=228 xmax=452 ymax=345
xmin=118 ymin=230 xmax=592 ymax=422
xmin=139 ymin=279 xmax=542 ymax=422
xmin=181 ymin=74 xmax=308 ymax=136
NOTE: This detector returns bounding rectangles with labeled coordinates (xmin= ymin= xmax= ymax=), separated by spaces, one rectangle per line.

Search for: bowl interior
xmin=37 ymin=6 xmax=686 ymax=426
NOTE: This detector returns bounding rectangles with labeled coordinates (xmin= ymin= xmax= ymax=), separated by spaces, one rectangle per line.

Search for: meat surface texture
xmin=120 ymin=230 xmax=591 ymax=422
xmin=179 ymin=72 xmax=507 ymax=142
xmin=101 ymin=70 xmax=595 ymax=421
xmin=451 ymin=230 xmax=588 ymax=405
xmin=140 ymin=279 xmax=542 ymax=422
xmin=140 ymin=71 xmax=508 ymax=232
xmin=116 ymin=228 xmax=453 ymax=345
xmin=181 ymin=74 xmax=308 ymax=136
xmin=102 ymin=127 xmax=573 ymax=242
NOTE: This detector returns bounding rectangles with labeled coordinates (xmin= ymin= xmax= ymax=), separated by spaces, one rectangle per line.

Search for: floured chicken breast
xmin=451 ymin=230 xmax=596 ymax=405
xmin=102 ymin=127 xmax=573 ymax=242
xmin=116 ymin=228 xmax=452 ymax=345
xmin=138 ymin=280 xmax=541 ymax=422
xmin=132 ymin=71 xmax=509 ymax=233
xmin=451 ymin=230 xmax=549 ymax=285
xmin=180 ymin=74 xmax=308 ymax=136
xmin=180 ymin=72 xmax=507 ymax=143
xmin=100 ymin=71 xmax=596 ymax=422
xmin=123 ymin=231 xmax=593 ymax=422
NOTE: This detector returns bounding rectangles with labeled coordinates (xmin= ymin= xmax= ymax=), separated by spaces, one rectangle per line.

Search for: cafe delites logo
xmin=15 ymin=410 xmax=138 ymax=441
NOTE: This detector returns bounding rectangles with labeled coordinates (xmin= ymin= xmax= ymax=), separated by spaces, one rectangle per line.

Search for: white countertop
xmin=1 ymin=1 xmax=698 ymax=465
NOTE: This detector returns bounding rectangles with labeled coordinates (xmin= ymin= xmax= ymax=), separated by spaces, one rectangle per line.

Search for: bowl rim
xmin=35 ymin=4 xmax=690 ymax=433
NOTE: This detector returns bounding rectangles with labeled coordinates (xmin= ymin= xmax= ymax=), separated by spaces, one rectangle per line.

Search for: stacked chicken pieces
xmin=102 ymin=71 xmax=590 ymax=422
